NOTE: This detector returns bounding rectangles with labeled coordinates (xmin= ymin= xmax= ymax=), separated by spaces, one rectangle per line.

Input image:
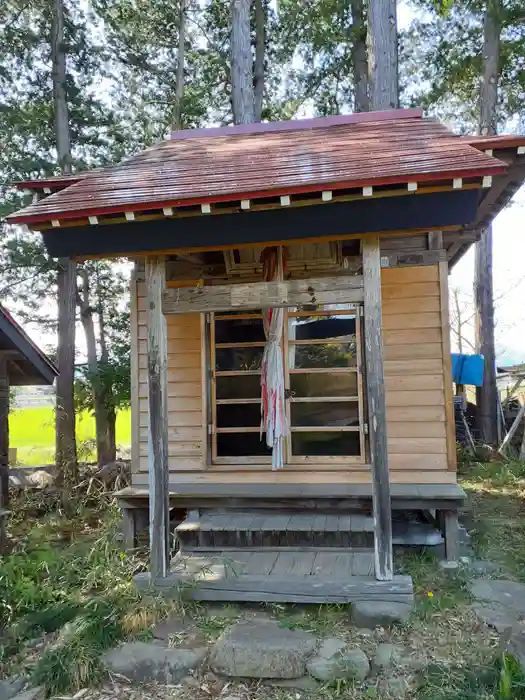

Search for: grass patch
xmin=9 ymin=406 xmax=131 ymax=465
xmin=418 ymin=655 xmax=525 ymax=700
xmin=396 ymin=550 xmax=469 ymax=620
xmin=0 ymin=496 xmax=176 ymax=696
xmin=460 ymin=460 xmax=525 ymax=581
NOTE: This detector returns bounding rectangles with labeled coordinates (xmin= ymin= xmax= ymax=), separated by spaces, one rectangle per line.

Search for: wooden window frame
xmin=207 ymin=306 xmax=367 ymax=469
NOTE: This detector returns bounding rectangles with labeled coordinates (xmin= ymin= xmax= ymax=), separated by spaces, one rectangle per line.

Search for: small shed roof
xmin=0 ymin=305 xmax=58 ymax=386
xmin=7 ymin=108 xmax=507 ymax=227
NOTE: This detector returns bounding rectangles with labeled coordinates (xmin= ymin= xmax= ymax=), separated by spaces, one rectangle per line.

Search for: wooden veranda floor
xmin=134 ymin=549 xmax=414 ymax=604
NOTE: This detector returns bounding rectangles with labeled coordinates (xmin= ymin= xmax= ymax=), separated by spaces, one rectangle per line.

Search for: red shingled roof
xmin=7 ymin=109 xmax=507 ymax=226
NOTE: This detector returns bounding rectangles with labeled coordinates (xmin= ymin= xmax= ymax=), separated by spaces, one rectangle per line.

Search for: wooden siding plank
xmin=130 ymin=270 xmax=140 ymax=476
xmin=382 ymin=296 xmax=440 ymax=315
xmin=386 ymin=406 xmax=446 ymax=422
xmin=382 ymin=312 xmax=441 ymax=331
xmin=381 ymin=282 xmax=439 ymax=300
xmin=138 ymin=382 xmax=202 ymax=398
xmin=388 ymin=437 xmax=447 ymax=455
xmin=385 ymin=375 xmax=444 ymax=391
xmin=138 ymin=368 xmax=202 ymax=383
xmin=139 ymin=396 xmax=202 ymax=412
xmin=386 ymin=390 xmax=444 ymax=407
xmin=387 ymin=422 xmax=447 ymax=438
xmin=384 ymin=359 xmax=442 ymax=375
xmin=389 ymin=454 xmax=448 ymax=470
xmin=381 ymin=266 xmax=439 ymax=284
xmin=384 ymin=343 xmax=443 ymax=360
xmin=139 ymin=353 xmax=202 ymax=370
xmin=383 ymin=328 xmax=442 ymax=345
xmin=140 ymin=426 xmax=203 ymax=442
xmin=139 ymin=411 xmax=203 ymax=428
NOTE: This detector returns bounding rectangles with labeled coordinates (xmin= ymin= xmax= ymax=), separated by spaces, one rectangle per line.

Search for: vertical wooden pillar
xmin=145 ymin=256 xmax=170 ymax=580
xmin=362 ymin=236 xmax=393 ymax=581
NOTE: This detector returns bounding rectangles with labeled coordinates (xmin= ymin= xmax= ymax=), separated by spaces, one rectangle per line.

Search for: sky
xmin=449 ymin=188 xmax=525 ymax=366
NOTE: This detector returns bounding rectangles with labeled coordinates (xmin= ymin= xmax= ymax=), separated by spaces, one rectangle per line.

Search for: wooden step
xmin=176 ymin=512 xmax=375 ymax=549
xmin=134 ymin=549 xmax=414 ymax=605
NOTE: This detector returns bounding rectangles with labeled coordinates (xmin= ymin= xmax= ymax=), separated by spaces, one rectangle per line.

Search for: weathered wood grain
xmin=363 ymin=236 xmax=393 ymax=582
xmin=145 ymin=256 xmax=170 ymax=579
xmin=163 ymin=275 xmax=364 ymax=314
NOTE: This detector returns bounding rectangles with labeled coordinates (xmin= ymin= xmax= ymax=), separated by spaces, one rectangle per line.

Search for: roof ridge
xmin=169 ymin=108 xmax=424 ymax=141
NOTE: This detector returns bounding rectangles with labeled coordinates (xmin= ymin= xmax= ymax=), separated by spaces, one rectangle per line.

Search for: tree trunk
xmin=230 ymin=0 xmax=255 ymax=124
xmin=77 ymin=268 xmax=114 ymax=466
xmin=97 ymin=294 xmax=117 ymax=463
xmin=350 ymin=0 xmax=369 ymax=112
xmin=366 ymin=0 xmax=398 ymax=110
xmin=52 ymin=0 xmax=77 ymax=483
xmin=475 ymin=225 xmax=498 ymax=444
xmin=55 ymin=259 xmax=78 ymax=483
xmin=173 ymin=0 xmax=186 ymax=130
xmin=475 ymin=0 xmax=501 ymax=444
xmin=253 ymin=0 xmax=265 ymax=121
xmin=479 ymin=0 xmax=501 ymax=136
xmin=0 ymin=361 xmax=9 ymax=510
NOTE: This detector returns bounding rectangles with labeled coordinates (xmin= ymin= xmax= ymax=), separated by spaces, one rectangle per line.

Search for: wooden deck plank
xmin=352 ymin=551 xmax=375 ymax=576
xmin=311 ymin=551 xmax=343 ymax=576
xmin=135 ymin=568 xmax=414 ymax=604
xmin=270 ymin=551 xmax=317 ymax=576
xmin=239 ymin=551 xmax=280 ymax=576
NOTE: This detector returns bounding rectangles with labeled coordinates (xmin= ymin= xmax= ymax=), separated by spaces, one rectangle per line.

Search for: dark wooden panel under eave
xmin=42 ymin=189 xmax=481 ymax=259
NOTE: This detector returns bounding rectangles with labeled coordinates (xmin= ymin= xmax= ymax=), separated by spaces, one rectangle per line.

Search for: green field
xmin=9 ymin=406 xmax=132 ymax=465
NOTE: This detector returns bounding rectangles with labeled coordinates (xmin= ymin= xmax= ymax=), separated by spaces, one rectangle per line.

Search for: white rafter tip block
xmin=43 ymin=187 xmax=52 ymax=194
xmin=51 ymin=219 xmax=60 ymax=227
xmin=162 ymin=207 xmax=173 ymax=216
xmin=280 ymin=195 xmax=291 ymax=206
xmin=518 ymin=146 xmax=525 ymax=155
xmin=322 ymin=190 xmax=333 ymax=201
xmin=482 ymin=175 xmax=492 ymax=188
xmin=201 ymin=203 xmax=211 ymax=214
xmin=88 ymin=215 xmax=99 ymax=225
xmin=362 ymin=186 xmax=373 ymax=197
xmin=453 ymin=178 xmax=463 ymax=189
xmin=484 ymin=149 xmax=493 ymax=156
xmin=407 ymin=182 xmax=418 ymax=192
xmin=125 ymin=211 xmax=135 ymax=221
xmin=240 ymin=199 xmax=250 ymax=210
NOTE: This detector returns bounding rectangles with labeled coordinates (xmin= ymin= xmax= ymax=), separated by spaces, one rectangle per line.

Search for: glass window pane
xmin=292 ymin=431 xmax=360 ymax=456
xmin=289 ymin=342 xmax=357 ymax=369
xmin=217 ymin=433 xmax=271 ymax=457
xmin=216 ymin=375 xmax=261 ymax=400
xmin=217 ymin=403 xmax=261 ymax=428
xmin=291 ymin=401 xmax=359 ymax=427
xmin=216 ymin=347 xmax=264 ymax=371
xmin=215 ymin=317 xmax=265 ymax=344
xmin=290 ymin=372 xmax=357 ymax=398
xmin=288 ymin=313 xmax=356 ymax=341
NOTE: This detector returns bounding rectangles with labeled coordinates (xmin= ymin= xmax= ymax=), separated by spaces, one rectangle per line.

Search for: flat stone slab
xmin=468 ymin=579 xmax=525 ymax=616
xmin=351 ymin=601 xmax=412 ymax=628
xmin=506 ymin=623 xmax=525 ymax=673
xmin=472 ymin=603 xmax=518 ymax=633
xmin=103 ymin=641 xmax=207 ymax=684
xmin=209 ymin=620 xmax=317 ymax=679
xmin=0 ymin=678 xmax=26 ymax=700
xmin=151 ymin=615 xmax=195 ymax=640
xmin=469 ymin=579 xmax=525 ymax=632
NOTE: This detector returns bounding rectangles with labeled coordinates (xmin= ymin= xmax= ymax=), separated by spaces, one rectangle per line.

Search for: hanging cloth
xmin=260 ymin=246 xmax=288 ymax=470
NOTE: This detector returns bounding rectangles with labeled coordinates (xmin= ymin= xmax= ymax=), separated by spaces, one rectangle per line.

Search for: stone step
xmin=176 ymin=512 xmax=375 ymax=549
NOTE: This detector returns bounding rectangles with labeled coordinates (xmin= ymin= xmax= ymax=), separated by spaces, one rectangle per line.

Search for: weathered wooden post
xmin=362 ymin=236 xmax=393 ymax=581
xmin=145 ymin=256 xmax=170 ymax=580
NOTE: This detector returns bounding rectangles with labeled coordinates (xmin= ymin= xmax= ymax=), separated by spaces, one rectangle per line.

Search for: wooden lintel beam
xmin=145 ymin=256 xmax=170 ymax=580
xmin=362 ymin=237 xmax=393 ymax=582
xmin=381 ymin=249 xmax=445 ymax=269
xmin=163 ymin=275 xmax=364 ymax=314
